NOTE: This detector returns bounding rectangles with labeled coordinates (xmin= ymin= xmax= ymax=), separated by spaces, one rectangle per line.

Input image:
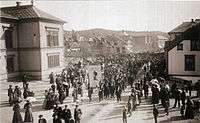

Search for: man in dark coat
xmin=171 ymin=83 xmax=177 ymax=98
xmin=152 ymin=85 xmax=159 ymax=104
xmin=74 ymin=105 xmax=82 ymax=123
xmin=153 ymin=104 xmax=158 ymax=123
xmin=63 ymin=105 xmax=72 ymax=123
xmin=13 ymin=86 xmax=22 ymax=103
xmin=8 ymin=85 xmax=14 ymax=106
xmin=49 ymin=72 xmax=54 ymax=84
xmin=88 ymin=87 xmax=93 ymax=102
xmin=143 ymin=83 xmax=149 ymax=99
xmin=22 ymin=74 xmax=28 ymax=89
xmin=181 ymin=88 xmax=186 ymax=107
xmin=122 ymin=106 xmax=127 ymax=123
xmin=38 ymin=115 xmax=47 ymax=123
xmin=187 ymin=81 xmax=192 ymax=97
xmin=185 ymin=97 xmax=194 ymax=119
xmin=173 ymin=88 xmax=181 ymax=108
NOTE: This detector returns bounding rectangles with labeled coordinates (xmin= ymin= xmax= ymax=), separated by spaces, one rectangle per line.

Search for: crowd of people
xmin=50 ymin=104 xmax=82 ymax=123
xmin=8 ymin=76 xmax=34 ymax=106
xmin=8 ymin=54 xmax=200 ymax=123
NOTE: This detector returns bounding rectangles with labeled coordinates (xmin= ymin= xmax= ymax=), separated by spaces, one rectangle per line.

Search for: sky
xmin=1 ymin=0 xmax=200 ymax=32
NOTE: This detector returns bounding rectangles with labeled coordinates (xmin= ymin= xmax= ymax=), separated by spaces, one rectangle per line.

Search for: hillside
xmin=64 ymin=28 xmax=169 ymax=53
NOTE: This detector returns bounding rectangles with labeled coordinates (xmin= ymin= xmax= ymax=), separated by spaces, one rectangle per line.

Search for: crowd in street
xmin=7 ymin=55 xmax=200 ymax=123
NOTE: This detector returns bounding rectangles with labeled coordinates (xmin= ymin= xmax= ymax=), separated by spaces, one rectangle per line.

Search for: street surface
xmin=1 ymin=80 xmax=199 ymax=123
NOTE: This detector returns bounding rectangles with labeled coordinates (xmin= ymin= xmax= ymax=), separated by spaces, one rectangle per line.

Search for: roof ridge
xmin=1 ymin=5 xmax=33 ymax=9
xmin=32 ymin=6 xmax=40 ymax=18
xmin=1 ymin=5 xmax=65 ymax=23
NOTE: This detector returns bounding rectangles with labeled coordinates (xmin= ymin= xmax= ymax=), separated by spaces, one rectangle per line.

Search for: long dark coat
xmin=185 ymin=98 xmax=194 ymax=119
xmin=24 ymin=102 xmax=33 ymax=122
xmin=12 ymin=103 xmax=23 ymax=123
xmin=152 ymin=87 xmax=159 ymax=104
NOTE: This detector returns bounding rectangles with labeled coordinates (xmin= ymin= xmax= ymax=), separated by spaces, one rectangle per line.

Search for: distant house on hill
xmin=165 ymin=19 xmax=200 ymax=83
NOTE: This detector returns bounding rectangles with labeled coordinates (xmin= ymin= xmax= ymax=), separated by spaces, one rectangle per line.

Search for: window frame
xmin=191 ymin=40 xmax=200 ymax=51
xmin=46 ymin=27 xmax=59 ymax=47
xmin=47 ymin=54 xmax=60 ymax=68
xmin=7 ymin=56 xmax=14 ymax=73
xmin=177 ymin=43 xmax=183 ymax=51
xmin=185 ymin=55 xmax=195 ymax=71
xmin=5 ymin=29 xmax=13 ymax=49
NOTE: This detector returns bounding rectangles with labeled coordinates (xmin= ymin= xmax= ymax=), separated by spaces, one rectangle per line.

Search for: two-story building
xmin=0 ymin=2 xmax=66 ymax=81
xmin=165 ymin=19 xmax=200 ymax=83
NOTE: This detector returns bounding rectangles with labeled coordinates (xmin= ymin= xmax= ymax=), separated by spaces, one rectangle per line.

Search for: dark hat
xmin=39 ymin=115 xmax=43 ymax=118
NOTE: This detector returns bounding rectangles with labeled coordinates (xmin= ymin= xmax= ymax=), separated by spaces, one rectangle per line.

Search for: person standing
xmin=127 ymin=100 xmax=132 ymax=117
xmin=22 ymin=74 xmax=28 ymax=89
xmin=63 ymin=105 xmax=72 ymax=123
xmin=122 ymin=106 xmax=127 ymax=123
xmin=181 ymin=88 xmax=186 ymax=107
xmin=12 ymin=102 xmax=23 ymax=123
xmin=187 ymin=81 xmax=192 ymax=97
xmin=143 ymin=83 xmax=149 ymax=99
xmin=153 ymin=105 xmax=158 ymax=123
xmin=74 ymin=105 xmax=82 ymax=123
xmin=24 ymin=100 xmax=33 ymax=123
xmin=13 ymin=86 xmax=22 ymax=103
xmin=8 ymin=85 xmax=14 ymax=106
xmin=173 ymin=88 xmax=181 ymax=108
xmin=49 ymin=72 xmax=55 ymax=84
xmin=185 ymin=97 xmax=194 ymax=119
xmin=88 ymin=87 xmax=93 ymax=102
xmin=38 ymin=115 xmax=47 ymax=123
xmin=152 ymin=85 xmax=159 ymax=104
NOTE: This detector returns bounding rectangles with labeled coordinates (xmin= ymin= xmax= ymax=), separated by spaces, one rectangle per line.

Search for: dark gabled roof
xmin=169 ymin=22 xmax=194 ymax=33
xmin=0 ymin=5 xmax=65 ymax=23
xmin=165 ymin=20 xmax=200 ymax=51
xmin=0 ymin=10 xmax=18 ymax=19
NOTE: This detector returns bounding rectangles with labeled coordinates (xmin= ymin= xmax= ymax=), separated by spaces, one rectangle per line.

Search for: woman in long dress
xmin=42 ymin=90 xmax=48 ymax=109
xmin=12 ymin=102 xmax=23 ymax=123
xmin=24 ymin=101 xmax=33 ymax=123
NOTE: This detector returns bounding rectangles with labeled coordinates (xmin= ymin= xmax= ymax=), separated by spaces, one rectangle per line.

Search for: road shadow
xmin=0 ymin=101 xmax=12 ymax=108
xmin=159 ymin=116 xmax=186 ymax=123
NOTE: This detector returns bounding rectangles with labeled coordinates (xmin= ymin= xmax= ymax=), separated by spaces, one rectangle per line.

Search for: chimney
xmin=31 ymin=0 xmax=34 ymax=5
xmin=16 ymin=2 xmax=21 ymax=6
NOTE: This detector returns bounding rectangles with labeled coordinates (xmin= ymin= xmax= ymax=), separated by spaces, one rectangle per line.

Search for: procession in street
xmin=2 ymin=54 xmax=200 ymax=123
xmin=1 ymin=0 xmax=200 ymax=123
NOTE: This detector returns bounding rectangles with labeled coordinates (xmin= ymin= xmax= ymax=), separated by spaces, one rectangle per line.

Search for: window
xmin=177 ymin=43 xmax=183 ymax=50
xmin=48 ymin=55 xmax=60 ymax=68
xmin=116 ymin=47 xmax=120 ymax=53
xmin=122 ymin=47 xmax=126 ymax=53
xmin=191 ymin=40 xmax=200 ymax=51
xmin=185 ymin=55 xmax=195 ymax=71
xmin=5 ymin=29 xmax=13 ymax=49
xmin=46 ymin=28 xmax=59 ymax=47
xmin=7 ymin=57 xmax=14 ymax=73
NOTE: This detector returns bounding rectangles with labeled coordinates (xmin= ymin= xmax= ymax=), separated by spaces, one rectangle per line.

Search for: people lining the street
xmin=63 ymin=105 xmax=72 ymax=123
xmin=8 ymin=55 xmax=199 ymax=123
xmin=12 ymin=102 xmax=23 ymax=123
xmin=74 ymin=105 xmax=82 ymax=123
xmin=153 ymin=104 xmax=158 ymax=123
xmin=38 ymin=115 xmax=47 ymax=123
xmin=8 ymin=85 xmax=14 ymax=106
xmin=24 ymin=100 xmax=33 ymax=123
xmin=122 ymin=106 xmax=127 ymax=123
